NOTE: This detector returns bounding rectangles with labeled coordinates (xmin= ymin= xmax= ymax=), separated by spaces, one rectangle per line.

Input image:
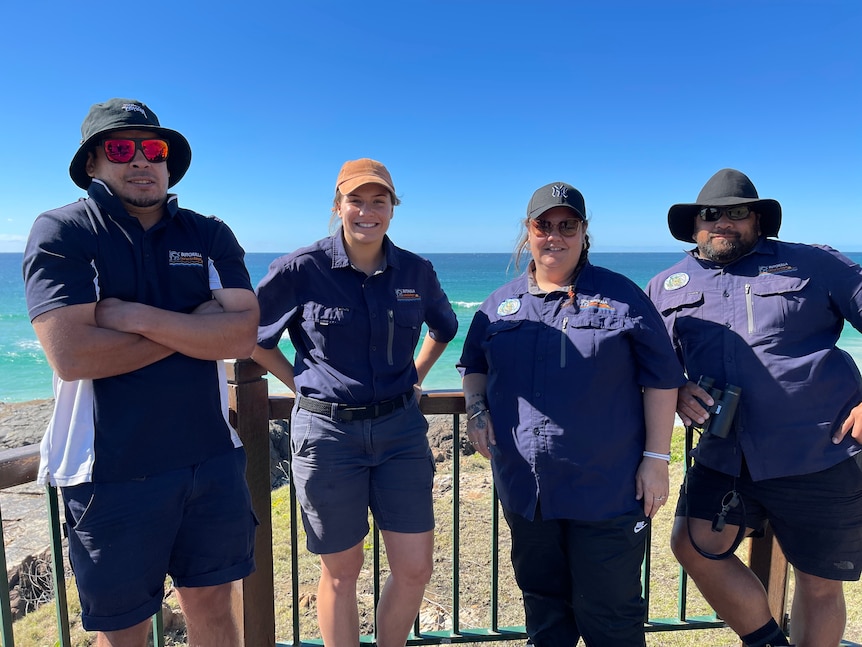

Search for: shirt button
xmin=533 ymin=429 xmax=539 ymax=435
xmin=723 ymin=291 xmax=729 ymax=297
xmin=725 ymin=322 xmax=731 ymax=328
xmin=371 ymin=345 xmax=377 ymax=351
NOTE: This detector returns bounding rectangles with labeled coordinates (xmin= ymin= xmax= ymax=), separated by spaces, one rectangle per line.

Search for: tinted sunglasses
xmin=697 ymin=206 xmax=751 ymax=222
xmin=530 ymin=218 xmax=583 ymax=237
xmin=102 ymin=138 xmax=169 ymax=164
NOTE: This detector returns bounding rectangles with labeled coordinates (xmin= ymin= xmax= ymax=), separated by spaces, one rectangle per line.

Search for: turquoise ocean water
xmin=2 ymin=251 xmax=861 ymax=402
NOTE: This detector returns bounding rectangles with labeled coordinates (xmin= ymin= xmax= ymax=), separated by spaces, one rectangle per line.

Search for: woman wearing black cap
xmin=458 ymin=181 xmax=684 ymax=646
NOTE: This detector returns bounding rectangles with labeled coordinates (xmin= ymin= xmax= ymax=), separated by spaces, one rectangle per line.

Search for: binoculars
xmin=692 ymin=376 xmax=742 ymax=439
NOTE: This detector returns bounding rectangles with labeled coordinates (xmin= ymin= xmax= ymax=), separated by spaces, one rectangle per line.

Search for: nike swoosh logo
xmin=634 ymin=521 xmax=648 ymax=534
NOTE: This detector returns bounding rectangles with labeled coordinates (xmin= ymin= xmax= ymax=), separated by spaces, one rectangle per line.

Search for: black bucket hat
xmin=667 ymin=168 xmax=781 ymax=242
xmin=69 ymin=98 xmax=192 ymax=190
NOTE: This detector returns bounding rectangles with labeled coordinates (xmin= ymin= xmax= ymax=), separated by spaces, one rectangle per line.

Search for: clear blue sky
xmin=2 ymin=1 xmax=860 ymax=254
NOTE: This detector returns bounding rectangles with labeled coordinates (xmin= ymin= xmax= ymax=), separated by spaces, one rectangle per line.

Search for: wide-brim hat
xmin=527 ymin=182 xmax=586 ymax=220
xmin=335 ymin=158 xmax=396 ymax=196
xmin=69 ymin=98 xmax=192 ymax=190
xmin=668 ymin=168 xmax=781 ymax=242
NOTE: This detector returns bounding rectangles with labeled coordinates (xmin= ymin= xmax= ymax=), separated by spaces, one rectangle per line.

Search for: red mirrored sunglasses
xmin=102 ymin=138 xmax=169 ymax=164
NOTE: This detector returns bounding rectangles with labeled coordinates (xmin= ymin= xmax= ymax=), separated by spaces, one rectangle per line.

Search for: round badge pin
xmin=497 ymin=298 xmax=521 ymax=316
xmin=663 ymin=272 xmax=690 ymax=291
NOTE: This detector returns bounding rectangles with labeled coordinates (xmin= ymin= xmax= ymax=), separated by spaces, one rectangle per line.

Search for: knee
xmin=320 ymin=551 xmax=364 ymax=586
xmin=176 ymin=583 xmax=234 ymax=620
xmin=670 ymin=518 xmax=695 ymax=565
xmin=794 ymin=570 xmax=843 ymax=601
xmin=393 ymin=555 xmax=433 ymax=588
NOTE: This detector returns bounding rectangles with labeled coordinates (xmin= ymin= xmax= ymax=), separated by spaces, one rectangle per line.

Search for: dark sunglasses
xmin=102 ymin=138 xmax=169 ymax=164
xmin=697 ymin=206 xmax=751 ymax=222
xmin=530 ymin=218 xmax=583 ymax=238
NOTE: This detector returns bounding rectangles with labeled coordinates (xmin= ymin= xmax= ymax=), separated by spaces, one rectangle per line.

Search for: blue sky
xmin=1 ymin=0 xmax=860 ymax=254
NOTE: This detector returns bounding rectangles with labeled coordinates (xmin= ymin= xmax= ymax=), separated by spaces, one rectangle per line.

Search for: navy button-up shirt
xmin=458 ymin=262 xmax=685 ymax=521
xmin=256 ymin=234 xmax=457 ymax=404
xmin=647 ymin=239 xmax=862 ymax=480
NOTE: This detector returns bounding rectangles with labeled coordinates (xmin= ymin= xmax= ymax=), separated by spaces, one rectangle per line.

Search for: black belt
xmin=297 ymin=391 xmax=413 ymax=422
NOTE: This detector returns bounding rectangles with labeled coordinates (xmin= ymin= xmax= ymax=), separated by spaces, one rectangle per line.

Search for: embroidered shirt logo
xmin=552 ymin=184 xmax=568 ymax=199
xmin=663 ymin=272 xmax=690 ymax=291
xmin=578 ymin=297 xmax=614 ymax=311
xmin=633 ymin=521 xmax=648 ymax=534
xmin=758 ymin=262 xmax=796 ymax=275
xmin=168 ymin=251 xmax=204 ymax=267
xmin=122 ymin=103 xmax=147 ymax=116
xmin=497 ymin=298 xmax=521 ymax=316
xmin=395 ymin=288 xmax=421 ymax=302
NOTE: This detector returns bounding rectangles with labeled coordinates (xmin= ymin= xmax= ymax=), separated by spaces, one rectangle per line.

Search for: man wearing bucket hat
xmin=647 ymin=169 xmax=862 ymax=647
xmin=23 ymin=99 xmax=259 ymax=646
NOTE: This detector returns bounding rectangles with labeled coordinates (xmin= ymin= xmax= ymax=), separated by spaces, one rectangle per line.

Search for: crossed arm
xmin=33 ymin=289 xmax=260 ymax=381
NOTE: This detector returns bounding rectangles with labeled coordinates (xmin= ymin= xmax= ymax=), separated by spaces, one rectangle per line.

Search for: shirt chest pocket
xmin=746 ymin=276 xmax=809 ymax=334
xmin=483 ymin=319 xmax=527 ymax=373
xmin=655 ymin=290 xmax=706 ymax=342
xmin=388 ymin=306 xmax=424 ymax=366
xmin=562 ymin=312 xmax=627 ymax=368
xmin=301 ymin=303 xmax=353 ymax=361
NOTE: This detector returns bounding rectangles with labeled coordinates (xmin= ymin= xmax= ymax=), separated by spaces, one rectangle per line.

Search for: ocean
xmin=2 ymin=251 xmax=862 ymax=402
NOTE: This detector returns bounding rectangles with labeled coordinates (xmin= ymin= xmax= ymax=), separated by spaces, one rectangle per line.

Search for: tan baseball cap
xmin=336 ymin=158 xmax=396 ymax=195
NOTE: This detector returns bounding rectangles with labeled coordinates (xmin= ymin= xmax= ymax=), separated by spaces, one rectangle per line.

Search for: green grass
xmin=9 ymin=426 xmax=862 ymax=646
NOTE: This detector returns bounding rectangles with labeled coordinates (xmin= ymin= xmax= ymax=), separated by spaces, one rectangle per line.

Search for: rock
xmin=0 ymin=400 xmax=53 ymax=450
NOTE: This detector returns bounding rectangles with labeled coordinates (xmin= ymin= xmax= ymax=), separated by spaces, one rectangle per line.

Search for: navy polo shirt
xmin=647 ymin=238 xmax=862 ymax=480
xmin=23 ymin=181 xmax=252 ymax=484
xmin=458 ymin=261 xmax=685 ymax=521
xmin=256 ymin=234 xmax=458 ymax=404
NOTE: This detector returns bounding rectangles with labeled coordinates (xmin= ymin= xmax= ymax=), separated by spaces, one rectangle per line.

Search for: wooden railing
xmin=1 ymin=358 xmax=794 ymax=647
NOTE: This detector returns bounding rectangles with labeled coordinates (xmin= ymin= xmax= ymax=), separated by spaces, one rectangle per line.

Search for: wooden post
xmin=748 ymin=528 xmax=789 ymax=631
xmin=227 ymin=358 xmax=276 ymax=647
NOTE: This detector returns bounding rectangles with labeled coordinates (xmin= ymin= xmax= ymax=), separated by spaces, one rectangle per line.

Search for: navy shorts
xmin=290 ymin=399 xmax=435 ymax=554
xmin=677 ymin=456 xmax=862 ymax=580
xmin=62 ymin=447 xmax=258 ymax=632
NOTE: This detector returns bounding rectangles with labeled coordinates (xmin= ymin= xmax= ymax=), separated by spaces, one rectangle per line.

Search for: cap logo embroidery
xmin=552 ymin=184 xmax=568 ymax=199
xmin=122 ymin=103 xmax=147 ymax=116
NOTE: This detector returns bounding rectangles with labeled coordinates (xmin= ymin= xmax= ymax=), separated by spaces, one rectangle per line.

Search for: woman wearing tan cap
xmin=253 ymin=159 xmax=458 ymax=646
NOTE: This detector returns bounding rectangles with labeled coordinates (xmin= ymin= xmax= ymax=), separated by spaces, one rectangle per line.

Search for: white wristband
xmin=643 ymin=451 xmax=671 ymax=462
xmin=468 ymin=409 xmax=488 ymax=421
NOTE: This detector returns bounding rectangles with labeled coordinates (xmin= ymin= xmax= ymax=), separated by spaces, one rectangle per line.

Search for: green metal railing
xmin=1 ymin=359 xmax=801 ymax=646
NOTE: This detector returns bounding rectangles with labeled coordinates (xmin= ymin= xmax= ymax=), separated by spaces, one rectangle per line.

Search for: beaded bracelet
xmin=643 ymin=451 xmax=671 ymax=462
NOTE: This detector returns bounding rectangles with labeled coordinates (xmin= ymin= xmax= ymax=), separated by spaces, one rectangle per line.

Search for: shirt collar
xmin=329 ymin=232 xmax=398 ymax=273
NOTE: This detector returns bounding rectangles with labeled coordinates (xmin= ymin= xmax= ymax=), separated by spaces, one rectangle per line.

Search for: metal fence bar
xmin=0 ymin=504 xmax=14 ymax=647
xmin=45 ymin=485 xmax=70 ymax=647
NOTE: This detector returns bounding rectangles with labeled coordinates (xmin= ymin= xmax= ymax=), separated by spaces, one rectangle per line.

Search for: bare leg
xmin=789 ymin=569 xmax=845 ymax=647
xmin=671 ymin=516 xmax=774 ymax=636
xmin=176 ymin=582 xmax=241 ymax=647
xmin=95 ymin=619 xmax=151 ymax=647
xmin=376 ymin=530 xmax=434 ymax=647
xmin=317 ymin=542 xmax=365 ymax=647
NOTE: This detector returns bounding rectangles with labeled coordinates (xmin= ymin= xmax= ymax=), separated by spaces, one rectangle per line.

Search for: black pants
xmin=503 ymin=505 xmax=648 ymax=647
